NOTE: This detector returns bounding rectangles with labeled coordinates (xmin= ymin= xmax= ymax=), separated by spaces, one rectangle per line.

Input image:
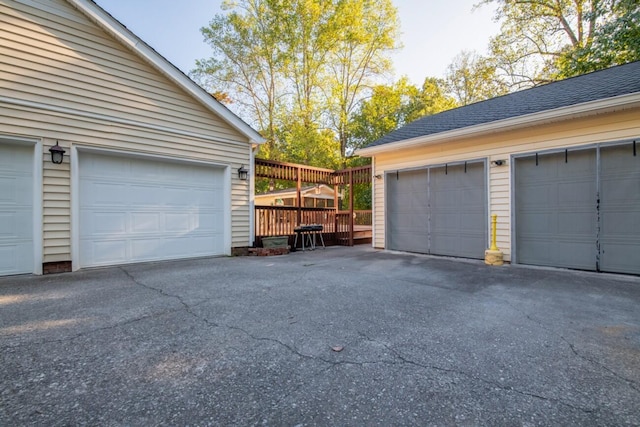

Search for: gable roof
xmin=358 ymin=61 xmax=640 ymax=155
xmin=66 ymin=0 xmax=265 ymax=145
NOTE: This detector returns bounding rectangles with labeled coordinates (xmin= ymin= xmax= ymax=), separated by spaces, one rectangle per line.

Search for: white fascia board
xmin=356 ymin=92 xmax=640 ymax=157
xmin=66 ymin=0 xmax=266 ymax=145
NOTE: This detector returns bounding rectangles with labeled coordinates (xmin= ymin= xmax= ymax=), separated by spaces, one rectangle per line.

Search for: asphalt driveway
xmin=1 ymin=246 xmax=639 ymax=426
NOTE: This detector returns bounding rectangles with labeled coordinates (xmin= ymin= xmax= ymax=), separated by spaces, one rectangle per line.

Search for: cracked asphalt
xmin=1 ymin=246 xmax=639 ymax=426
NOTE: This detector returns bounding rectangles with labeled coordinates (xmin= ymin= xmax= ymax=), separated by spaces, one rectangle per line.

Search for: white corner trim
xmin=356 ymin=92 xmax=640 ymax=156
xmin=249 ymin=145 xmax=256 ymax=247
xmin=64 ymin=0 xmax=266 ymax=145
xmin=70 ymin=145 xmax=80 ymax=272
xmin=33 ymin=140 xmax=43 ymax=275
xmin=224 ymin=165 xmax=233 ymax=255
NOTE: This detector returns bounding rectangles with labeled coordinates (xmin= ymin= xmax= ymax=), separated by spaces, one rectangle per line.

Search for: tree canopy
xmin=192 ymin=0 xmax=400 ymax=169
xmin=349 ymin=77 xmax=457 ymax=152
xmin=192 ymin=0 xmax=640 ymax=176
xmin=444 ymin=51 xmax=508 ymax=105
xmin=480 ymin=0 xmax=640 ymax=87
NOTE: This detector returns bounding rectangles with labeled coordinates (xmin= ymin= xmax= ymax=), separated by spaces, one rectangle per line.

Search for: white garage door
xmin=0 ymin=143 xmax=33 ymax=275
xmin=79 ymin=151 xmax=226 ymax=268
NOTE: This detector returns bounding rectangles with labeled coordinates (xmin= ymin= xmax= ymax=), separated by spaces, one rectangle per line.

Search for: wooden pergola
xmin=254 ymin=158 xmax=372 ymax=247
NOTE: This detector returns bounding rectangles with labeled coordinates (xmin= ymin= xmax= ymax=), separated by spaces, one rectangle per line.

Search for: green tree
xmin=276 ymin=121 xmax=342 ymax=169
xmin=192 ymin=0 xmax=399 ymax=167
xmin=192 ymin=0 xmax=287 ymax=151
xmin=349 ymin=76 xmax=456 ymax=152
xmin=555 ymin=0 xmax=640 ymax=77
xmin=444 ymin=51 xmax=508 ymax=105
xmin=326 ymin=0 xmax=400 ymax=160
xmin=479 ymin=0 xmax=635 ymax=87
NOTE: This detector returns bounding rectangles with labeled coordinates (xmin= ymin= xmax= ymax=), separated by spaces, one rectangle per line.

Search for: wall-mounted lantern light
xmin=374 ymin=174 xmax=383 ymax=179
xmin=491 ymin=159 xmax=506 ymax=166
xmin=238 ymin=164 xmax=249 ymax=181
xmin=49 ymin=141 xmax=65 ymax=164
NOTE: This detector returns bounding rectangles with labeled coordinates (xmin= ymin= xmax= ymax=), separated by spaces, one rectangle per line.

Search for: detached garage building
xmin=0 ymin=0 xmax=264 ymax=275
xmin=357 ymin=62 xmax=640 ymax=275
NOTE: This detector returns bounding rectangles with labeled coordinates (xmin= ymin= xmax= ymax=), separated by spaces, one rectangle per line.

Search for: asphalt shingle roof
xmin=365 ymin=61 xmax=640 ymax=149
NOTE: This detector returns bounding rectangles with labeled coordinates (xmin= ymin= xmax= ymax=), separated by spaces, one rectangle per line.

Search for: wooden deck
xmin=255 ymin=206 xmax=372 ymax=248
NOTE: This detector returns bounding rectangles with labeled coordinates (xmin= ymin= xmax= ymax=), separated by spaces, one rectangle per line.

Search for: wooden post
xmin=334 ymin=175 xmax=339 ymax=242
xmin=349 ymin=168 xmax=354 ymax=246
xmin=296 ymin=165 xmax=302 ymax=226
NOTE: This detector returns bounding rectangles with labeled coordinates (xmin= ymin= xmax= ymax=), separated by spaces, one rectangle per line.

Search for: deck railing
xmin=255 ymin=206 xmax=372 ymax=247
xmin=255 ymin=206 xmax=335 ymax=245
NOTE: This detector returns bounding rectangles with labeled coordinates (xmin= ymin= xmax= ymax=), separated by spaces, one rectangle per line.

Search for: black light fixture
xmin=238 ymin=164 xmax=249 ymax=181
xmin=49 ymin=141 xmax=65 ymax=164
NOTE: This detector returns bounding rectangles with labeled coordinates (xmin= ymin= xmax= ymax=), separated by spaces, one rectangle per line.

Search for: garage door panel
xmin=599 ymin=144 xmax=640 ymax=274
xmin=0 ymin=143 xmax=33 ymax=275
xmin=89 ymin=240 xmax=127 ymax=265
xmin=0 ymin=210 xmax=32 ymax=238
xmin=515 ymin=150 xmax=597 ymax=270
xmin=557 ymin=210 xmax=596 ymax=234
xmin=79 ymin=152 xmax=226 ymax=268
xmin=430 ymin=162 xmax=486 ymax=259
xmin=517 ymin=183 xmax=554 ymax=207
xmin=80 ymin=181 xmax=127 ymax=206
xmin=88 ymin=212 xmax=126 ymax=235
xmin=131 ymin=212 xmax=161 ymax=233
xmin=165 ymin=213 xmax=192 ymax=232
xmin=517 ymin=237 xmax=596 ymax=270
xmin=558 ymin=181 xmax=595 ymax=205
xmin=600 ymin=241 xmax=640 ymax=275
xmin=0 ymin=244 xmax=31 ymax=274
xmin=80 ymin=155 xmax=129 ymax=176
xmin=387 ymin=169 xmax=428 ymax=253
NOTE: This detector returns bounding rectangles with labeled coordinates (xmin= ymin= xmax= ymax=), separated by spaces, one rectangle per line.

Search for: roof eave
xmin=356 ymin=92 xmax=640 ymax=157
xmin=66 ymin=0 xmax=266 ymax=145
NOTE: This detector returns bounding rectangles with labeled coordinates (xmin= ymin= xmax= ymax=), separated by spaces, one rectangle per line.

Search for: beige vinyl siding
xmin=1 ymin=2 xmax=242 ymax=140
xmin=372 ymin=108 xmax=640 ymax=261
xmin=1 ymin=0 xmax=255 ymax=263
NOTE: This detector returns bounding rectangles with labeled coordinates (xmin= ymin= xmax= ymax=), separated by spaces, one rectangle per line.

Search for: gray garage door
xmin=387 ymin=169 xmax=429 ymax=253
xmin=600 ymin=144 xmax=640 ymax=274
xmin=387 ymin=161 xmax=487 ymax=259
xmin=515 ymin=142 xmax=640 ymax=274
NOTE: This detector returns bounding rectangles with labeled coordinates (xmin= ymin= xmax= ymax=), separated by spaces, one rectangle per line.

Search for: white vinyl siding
xmin=372 ymin=108 xmax=640 ymax=261
xmin=0 ymin=0 xmax=254 ymax=264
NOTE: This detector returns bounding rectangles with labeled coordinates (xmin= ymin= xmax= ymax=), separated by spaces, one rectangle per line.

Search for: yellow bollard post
xmin=490 ymin=214 xmax=498 ymax=251
xmin=485 ymin=214 xmax=504 ymax=266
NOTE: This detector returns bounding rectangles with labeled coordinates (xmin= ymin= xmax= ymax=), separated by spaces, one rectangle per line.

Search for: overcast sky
xmin=95 ymin=0 xmax=502 ymax=85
